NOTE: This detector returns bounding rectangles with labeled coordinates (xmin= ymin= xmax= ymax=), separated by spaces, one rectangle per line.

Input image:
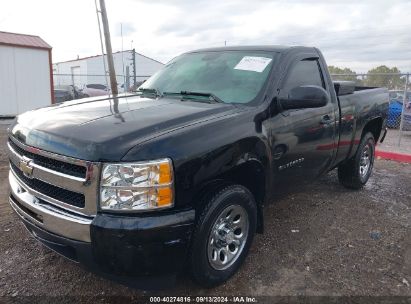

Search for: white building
xmin=0 ymin=31 xmax=53 ymax=116
xmin=53 ymin=50 xmax=164 ymax=89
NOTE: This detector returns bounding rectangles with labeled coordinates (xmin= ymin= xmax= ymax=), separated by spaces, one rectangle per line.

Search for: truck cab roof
xmin=187 ymin=45 xmax=317 ymax=54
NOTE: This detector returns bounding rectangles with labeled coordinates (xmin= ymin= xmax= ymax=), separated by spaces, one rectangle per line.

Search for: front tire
xmin=338 ymin=132 xmax=375 ymax=189
xmin=189 ymin=185 xmax=257 ymax=287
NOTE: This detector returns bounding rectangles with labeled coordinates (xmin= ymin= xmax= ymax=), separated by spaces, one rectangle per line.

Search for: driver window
xmin=283 ymin=59 xmax=325 ymax=93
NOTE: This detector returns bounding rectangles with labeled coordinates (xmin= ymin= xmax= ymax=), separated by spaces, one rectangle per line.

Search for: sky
xmin=1 ymin=0 xmax=410 ymax=73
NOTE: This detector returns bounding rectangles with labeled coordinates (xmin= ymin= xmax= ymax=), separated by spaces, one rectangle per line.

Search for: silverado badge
xmin=19 ymin=157 xmax=33 ymax=178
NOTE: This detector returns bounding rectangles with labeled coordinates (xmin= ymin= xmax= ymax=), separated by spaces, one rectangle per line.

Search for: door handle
xmin=320 ymin=115 xmax=332 ymax=125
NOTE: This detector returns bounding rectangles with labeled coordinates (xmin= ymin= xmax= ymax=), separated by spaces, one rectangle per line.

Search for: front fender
xmin=122 ymin=111 xmax=271 ymax=210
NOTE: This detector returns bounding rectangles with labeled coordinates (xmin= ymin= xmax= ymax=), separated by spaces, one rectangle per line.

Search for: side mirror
xmin=280 ymin=85 xmax=328 ymax=110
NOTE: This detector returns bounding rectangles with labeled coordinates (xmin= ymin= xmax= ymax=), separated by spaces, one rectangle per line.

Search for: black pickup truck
xmin=7 ymin=46 xmax=388 ymax=287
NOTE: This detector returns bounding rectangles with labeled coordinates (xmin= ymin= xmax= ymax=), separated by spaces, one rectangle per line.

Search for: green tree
xmin=365 ymin=66 xmax=404 ymax=90
xmin=328 ymin=66 xmax=358 ymax=81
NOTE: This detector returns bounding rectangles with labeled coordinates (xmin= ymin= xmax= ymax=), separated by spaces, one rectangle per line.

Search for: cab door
xmin=267 ymin=56 xmax=337 ymax=185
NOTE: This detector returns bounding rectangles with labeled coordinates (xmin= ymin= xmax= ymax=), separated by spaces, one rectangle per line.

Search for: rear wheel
xmin=189 ymin=185 xmax=257 ymax=287
xmin=338 ymin=132 xmax=375 ymax=189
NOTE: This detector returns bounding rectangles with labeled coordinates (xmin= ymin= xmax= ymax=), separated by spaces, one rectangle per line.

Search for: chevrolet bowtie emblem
xmin=19 ymin=157 xmax=34 ymax=178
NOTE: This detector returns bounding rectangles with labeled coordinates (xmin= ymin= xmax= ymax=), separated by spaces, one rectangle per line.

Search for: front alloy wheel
xmin=189 ymin=185 xmax=257 ymax=287
xmin=207 ymin=205 xmax=249 ymax=270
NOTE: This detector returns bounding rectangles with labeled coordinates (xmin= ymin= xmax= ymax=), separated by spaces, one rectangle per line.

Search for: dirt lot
xmin=0 ymin=122 xmax=410 ymax=302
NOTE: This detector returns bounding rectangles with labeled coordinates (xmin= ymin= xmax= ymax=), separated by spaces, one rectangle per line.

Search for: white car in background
xmin=81 ymin=84 xmax=110 ymax=97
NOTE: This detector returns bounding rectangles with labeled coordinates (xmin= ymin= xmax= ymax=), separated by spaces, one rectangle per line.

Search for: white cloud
xmin=1 ymin=0 xmax=410 ymax=72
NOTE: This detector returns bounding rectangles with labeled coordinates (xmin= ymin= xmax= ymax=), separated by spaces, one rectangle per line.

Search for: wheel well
xmin=218 ymin=161 xmax=266 ymax=233
xmin=192 ymin=161 xmax=266 ymax=233
xmin=362 ymin=118 xmax=383 ymax=142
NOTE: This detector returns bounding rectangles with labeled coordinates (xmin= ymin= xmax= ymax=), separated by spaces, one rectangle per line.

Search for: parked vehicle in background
xmin=7 ymin=46 xmax=388 ymax=287
xmin=70 ymin=85 xmax=87 ymax=99
xmin=389 ymin=91 xmax=400 ymax=99
xmin=404 ymin=100 xmax=411 ymax=131
xmin=54 ymin=85 xmax=75 ymax=99
xmin=387 ymin=90 xmax=411 ymax=129
xmin=80 ymin=84 xmax=110 ymax=97
xmin=53 ymin=89 xmax=73 ymax=103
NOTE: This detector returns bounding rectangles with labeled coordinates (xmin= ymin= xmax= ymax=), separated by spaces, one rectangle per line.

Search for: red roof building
xmin=0 ymin=32 xmax=54 ymax=116
xmin=0 ymin=31 xmax=52 ymax=50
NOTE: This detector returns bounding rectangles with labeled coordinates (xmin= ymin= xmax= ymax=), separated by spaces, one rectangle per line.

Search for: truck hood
xmin=9 ymin=95 xmax=241 ymax=161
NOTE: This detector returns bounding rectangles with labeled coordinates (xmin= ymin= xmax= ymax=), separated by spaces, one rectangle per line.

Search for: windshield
xmin=140 ymin=50 xmax=276 ymax=104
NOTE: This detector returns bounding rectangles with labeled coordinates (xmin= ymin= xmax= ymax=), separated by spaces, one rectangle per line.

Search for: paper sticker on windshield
xmin=234 ymin=56 xmax=272 ymax=73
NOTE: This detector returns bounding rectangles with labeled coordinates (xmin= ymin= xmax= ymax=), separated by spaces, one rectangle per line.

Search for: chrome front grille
xmin=8 ymin=139 xmax=87 ymax=178
xmin=10 ymin=162 xmax=85 ymax=208
xmin=7 ymin=137 xmax=100 ymax=216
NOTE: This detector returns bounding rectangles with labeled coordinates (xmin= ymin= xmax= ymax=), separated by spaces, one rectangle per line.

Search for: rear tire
xmin=189 ymin=185 xmax=257 ymax=288
xmin=338 ymin=132 xmax=375 ymax=189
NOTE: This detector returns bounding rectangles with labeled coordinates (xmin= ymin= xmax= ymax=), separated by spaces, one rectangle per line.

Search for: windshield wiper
xmin=163 ymin=91 xmax=224 ymax=103
xmin=138 ymin=87 xmax=162 ymax=98
xmin=181 ymin=91 xmax=224 ymax=103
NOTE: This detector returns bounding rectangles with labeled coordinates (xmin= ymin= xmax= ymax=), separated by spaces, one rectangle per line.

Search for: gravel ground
xmin=0 ymin=122 xmax=410 ymax=302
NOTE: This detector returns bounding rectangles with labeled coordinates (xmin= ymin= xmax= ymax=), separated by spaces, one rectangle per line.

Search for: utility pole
xmin=99 ymin=0 xmax=118 ymax=95
xmin=132 ymin=48 xmax=136 ymax=86
xmin=125 ymin=65 xmax=130 ymax=92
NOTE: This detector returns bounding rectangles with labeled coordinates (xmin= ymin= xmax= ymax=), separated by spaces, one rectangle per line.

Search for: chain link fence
xmin=332 ymin=73 xmax=410 ymax=154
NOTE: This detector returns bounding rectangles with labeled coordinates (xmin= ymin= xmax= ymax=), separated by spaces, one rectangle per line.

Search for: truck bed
xmin=335 ymin=86 xmax=389 ymax=164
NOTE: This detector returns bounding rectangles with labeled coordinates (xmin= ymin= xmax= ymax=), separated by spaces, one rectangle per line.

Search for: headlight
xmin=100 ymin=158 xmax=174 ymax=211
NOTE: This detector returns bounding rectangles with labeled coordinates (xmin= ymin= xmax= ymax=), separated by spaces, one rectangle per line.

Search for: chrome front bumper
xmin=7 ymin=136 xmax=101 ymax=243
xmin=9 ymin=170 xmax=93 ymax=242
xmin=7 ymin=138 xmax=100 ymax=216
